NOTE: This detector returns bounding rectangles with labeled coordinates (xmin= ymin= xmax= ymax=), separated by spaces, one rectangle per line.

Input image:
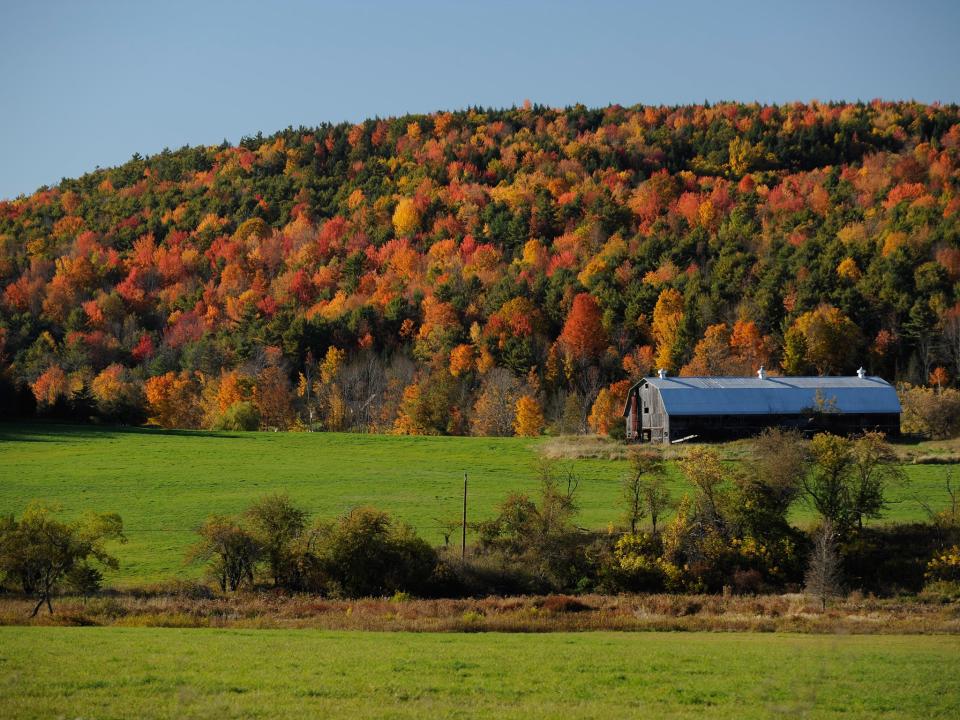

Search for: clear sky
xmin=2 ymin=0 xmax=958 ymax=200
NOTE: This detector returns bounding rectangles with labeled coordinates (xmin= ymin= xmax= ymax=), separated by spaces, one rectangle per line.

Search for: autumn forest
xmin=2 ymin=100 xmax=959 ymax=435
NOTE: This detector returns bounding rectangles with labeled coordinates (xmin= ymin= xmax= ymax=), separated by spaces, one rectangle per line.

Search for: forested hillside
xmin=1 ymin=101 xmax=959 ymax=433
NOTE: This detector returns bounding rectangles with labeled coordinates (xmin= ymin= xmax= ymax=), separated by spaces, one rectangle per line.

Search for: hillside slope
xmin=1 ymin=101 xmax=958 ymax=432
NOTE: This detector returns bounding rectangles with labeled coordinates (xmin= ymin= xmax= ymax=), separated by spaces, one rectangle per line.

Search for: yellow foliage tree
xmin=91 ymin=364 xmax=143 ymax=418
xmin=652 ymin=288 xmax=684 ymax=372
xmin=320 ymin=346 xmax=345 ymax=384
xmin=836 ymin=257 xmax=861 ymax=282
xmin=587 ymin=388 xmax=616 ymax=435
xmin=471 ymin=369 xmax=522 ymax=437
xmin=393 ymin=384 xmax=426 ymax=435
xmin=392 ymin=198 xmax=420 ymax=237
xmin=789 ymin=304 xmax=862 ymax=375
xmin=513 ymin=395 xmax=545 ymax=437
xmin=326 ymin=383 xmax=347 ymax=431
xmin=476 ymin=347 xmax=496 ymax=374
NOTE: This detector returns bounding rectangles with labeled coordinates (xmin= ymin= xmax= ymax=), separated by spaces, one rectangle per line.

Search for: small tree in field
xmin=0 ymin=502 xmax=125 ymax=616
xmin=805 ymin=432 xmax=900 ymax=535
xmin=245 ymin=494 xmax=308 ymax=587
xmin=623 ymin=449 xmax=672 ymax=535
xmin=190 ymin=515 xmax=262 ymax=592
xmin=804 ymin=433 xmax=857 ymax=535
xmin=737 ymin=428 xmax=808 ymax=541
xmin=805 ymin=521 xmax=842 ymax=611
xmin=850 ymin=431 xmax=904 ymax=531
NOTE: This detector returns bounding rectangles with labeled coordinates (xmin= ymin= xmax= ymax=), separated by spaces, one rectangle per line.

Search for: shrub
xmin=605 ymin=532 xmax=667 ymax=592
xmin=919 ymin=580 xmax=960 ymax=603
xmin=840 ymin=523 xmax=941 ymax=593
xmin=926 ymin=545 xmax=960 ymax=583
xmin=215 ymin=401 xmax=261 ymax=431
xmin=301 ymin=507 xmax=438 ymax=598
xmin=473 ymin=461 xmax=590 ymax=592
xmin=540 ymin=595 xmax=591 ymax=613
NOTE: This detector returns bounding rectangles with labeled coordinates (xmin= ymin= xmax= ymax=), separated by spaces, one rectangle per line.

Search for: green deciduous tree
xmin=245 ymin=494 xmax=308 ymax=587
xmin=737 ymin=428 xmax=809 ymax=539
xmin=623 ymin=448 xmax=672 ymax=535
xmin=190 ymin=515 xmax=262 ymax=592
xmin=849 ymin=431 xmax=904 ymax=531
xmin=804 ymin=432 xmax=899 ymax=536
xmin=804 ymin=434 xmax=857 ymax=534
xmin=305 ymin=507 xmax=437 ymax=597
xmin=0 ymin=502 xmax=124 ymax=616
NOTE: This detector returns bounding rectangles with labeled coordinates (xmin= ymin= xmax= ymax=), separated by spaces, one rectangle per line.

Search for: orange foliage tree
xmin=729 ymin=320 xmax=773 ymax=373
xmin=31 ymin=365 xmax=70 ymax=408
xmin=930 ymin=366 xmax=949 ymax=390
xmin=680 ymin=323 xmax=734 ymax=376
xmin=145 ymin=371 xmax=201 ymax=428
xmin=254 ymin=366 xmax=294 ymax=430
xmin=449 ymin=343 xmax=475 ymax=377
xmin=587 ymin=380 xmax=630 ymax=435
xmin=559 ymin=292 xmax=607 ymax=361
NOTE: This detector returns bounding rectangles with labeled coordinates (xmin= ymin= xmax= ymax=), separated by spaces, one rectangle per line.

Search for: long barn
xmin=623 ymin=368 xmax=901 ymax=443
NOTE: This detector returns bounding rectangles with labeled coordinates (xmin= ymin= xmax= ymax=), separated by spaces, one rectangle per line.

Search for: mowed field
xmin=1 ymin=628 xmax=958 ymax=719
xmin=0 ymin=423 xmax=955 ymax=585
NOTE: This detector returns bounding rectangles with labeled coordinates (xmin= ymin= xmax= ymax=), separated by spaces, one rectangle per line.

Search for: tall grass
xmin=2 ymin=591 xmax=958 ymax=634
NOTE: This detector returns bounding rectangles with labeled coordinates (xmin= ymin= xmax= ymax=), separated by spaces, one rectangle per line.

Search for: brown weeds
xmin=0 ymin=591 xmax=957 ymax=633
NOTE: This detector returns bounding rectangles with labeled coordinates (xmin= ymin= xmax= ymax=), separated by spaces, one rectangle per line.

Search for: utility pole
xmin=461 ymin=472 xmax=468 ymax=561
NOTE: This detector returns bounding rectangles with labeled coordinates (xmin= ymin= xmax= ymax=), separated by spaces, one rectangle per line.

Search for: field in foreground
xmin=0 ymin=423 xmax=955 ymax=585
xmin=2 ymin=628 xmax=958 ymax=719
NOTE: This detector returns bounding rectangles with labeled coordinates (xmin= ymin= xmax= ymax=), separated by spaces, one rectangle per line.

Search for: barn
xmin=622 ymin=368 xmax=901 ymax=443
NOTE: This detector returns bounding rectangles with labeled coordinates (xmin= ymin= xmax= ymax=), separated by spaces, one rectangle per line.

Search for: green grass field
xmin=0 ymin=423 xmax=955 ymax=585
xmin=1 ymin=627 xmax=957 ymax=719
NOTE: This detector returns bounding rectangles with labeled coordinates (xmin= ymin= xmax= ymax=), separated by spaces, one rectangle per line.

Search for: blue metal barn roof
xmin=630 ymin=376 xmax=901 ymax=416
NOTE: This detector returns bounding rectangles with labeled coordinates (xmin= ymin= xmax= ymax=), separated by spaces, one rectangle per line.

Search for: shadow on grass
xmin=0 ymin=421 xmax=246 ymax=443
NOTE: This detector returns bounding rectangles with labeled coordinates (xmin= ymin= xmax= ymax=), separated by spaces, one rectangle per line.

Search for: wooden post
xmin=461 ymin=472 xmax=468 ymax=561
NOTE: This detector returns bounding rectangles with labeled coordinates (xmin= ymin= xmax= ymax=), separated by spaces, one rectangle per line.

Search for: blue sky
xmin=2 ymin=0 xmax=958 ymax=200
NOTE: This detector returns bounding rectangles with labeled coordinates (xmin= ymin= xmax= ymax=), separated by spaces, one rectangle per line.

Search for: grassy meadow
xmin=2 ymin=627 xmax=958 ymax=719
xmin=0 ymin=422 xmax=956 ymax=585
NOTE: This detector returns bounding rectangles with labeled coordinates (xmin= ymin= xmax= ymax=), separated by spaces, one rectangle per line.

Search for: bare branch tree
xmin=805 ymin=521 xmax=843 ymax=611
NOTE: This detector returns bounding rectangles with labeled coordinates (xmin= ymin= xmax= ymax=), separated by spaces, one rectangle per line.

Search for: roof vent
xmin=657 ymin=368 xmax=667 ymax=379
xmin=856 ymin=367 xmax=866 ymax=379
xmin=757 ymin=366 xmax=768 ymax=380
